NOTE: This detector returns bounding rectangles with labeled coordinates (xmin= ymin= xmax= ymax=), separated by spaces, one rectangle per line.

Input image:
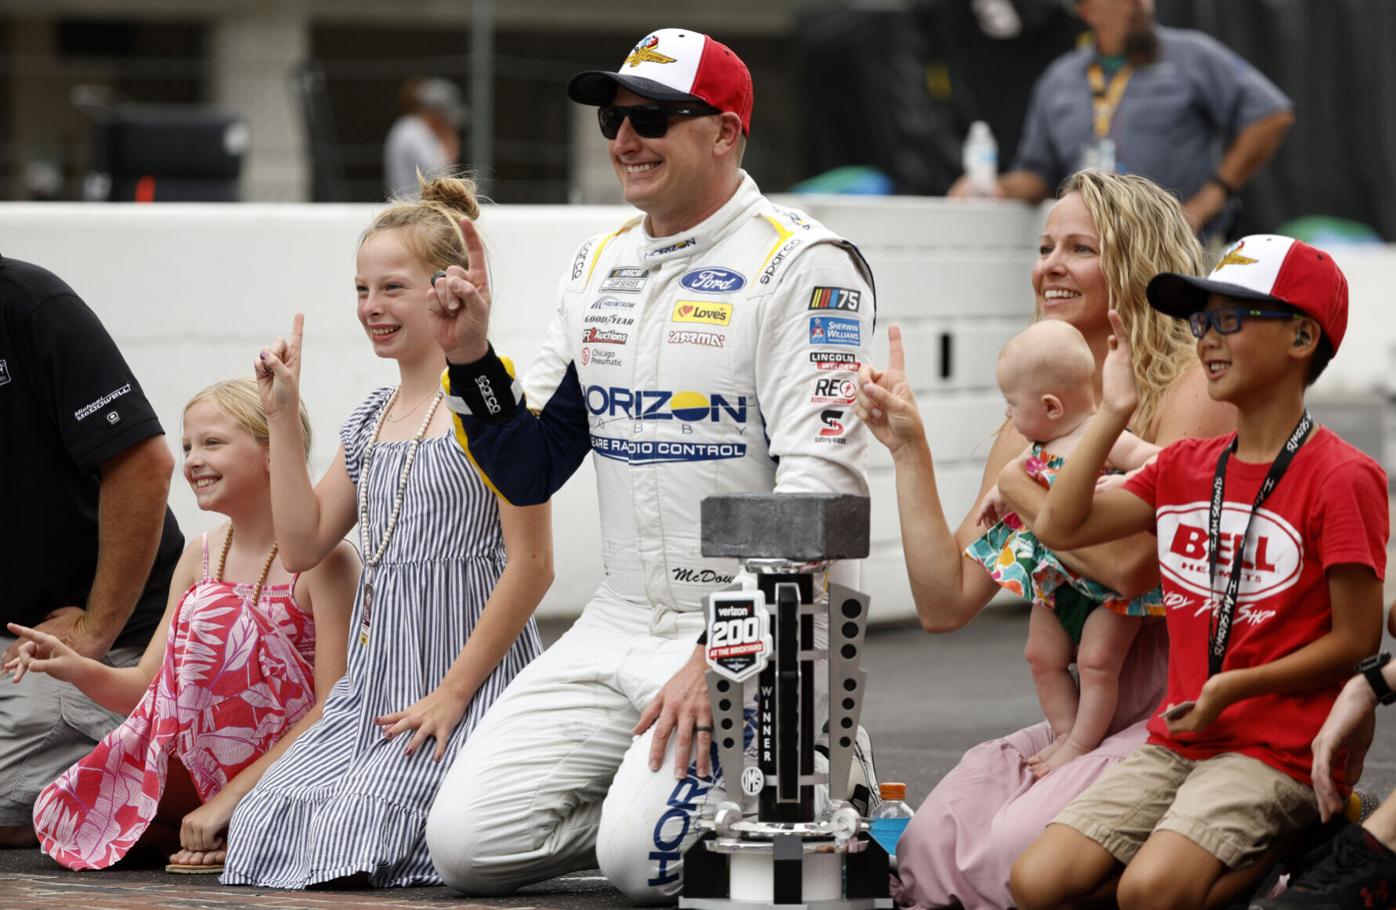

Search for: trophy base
xmin=678 ymin=830 xmax=891 ymax=909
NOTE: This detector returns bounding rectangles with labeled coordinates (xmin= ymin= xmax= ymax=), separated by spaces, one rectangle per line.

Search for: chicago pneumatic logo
xmin=680 ymin=268 xmax=746 ymax=294
xmin=1156 ymin=502 xmax=1303 ymax=604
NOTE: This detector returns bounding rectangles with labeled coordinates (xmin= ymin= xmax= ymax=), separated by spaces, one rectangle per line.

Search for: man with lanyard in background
xmin=421 ymin=28 xmax=879 ymax=905
xmin=950 ymin=0 xmax=1295 ymax=237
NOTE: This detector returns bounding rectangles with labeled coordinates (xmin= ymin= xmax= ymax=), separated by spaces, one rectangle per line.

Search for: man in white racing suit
xmin=424 ymin=27 xmax=877 ymax=903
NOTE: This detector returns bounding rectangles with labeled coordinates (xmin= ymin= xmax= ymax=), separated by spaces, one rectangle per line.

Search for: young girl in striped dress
xmin=7 ymin=379 xmax=359 ymax=872
xmin=224 ymin=175 xmax=551 ymax=889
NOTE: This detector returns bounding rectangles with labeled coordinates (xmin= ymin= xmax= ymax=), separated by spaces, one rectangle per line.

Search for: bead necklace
xmin=356 ymin=386 xmax=443 ymax=643
xmin=215 ymin=525 xmax=280 ymax=606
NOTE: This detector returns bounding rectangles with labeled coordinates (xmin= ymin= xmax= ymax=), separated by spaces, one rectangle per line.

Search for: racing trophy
xmin=680 ymin=493 xmax=891 ymax=909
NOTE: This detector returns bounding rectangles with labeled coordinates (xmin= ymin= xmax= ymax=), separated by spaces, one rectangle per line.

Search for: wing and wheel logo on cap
xmin=626 ymin=35 xmax=677 ymax=67
xmin=1214 ymin=240 xmax=1259 ymax=271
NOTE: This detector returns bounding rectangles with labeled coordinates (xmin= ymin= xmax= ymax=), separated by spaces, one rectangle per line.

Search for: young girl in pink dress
xmin=5 ymin=378 xmax=359 ymax=872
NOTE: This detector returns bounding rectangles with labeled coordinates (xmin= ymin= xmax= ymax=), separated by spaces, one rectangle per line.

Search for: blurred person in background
xmin=949 ymin=0 xmax=1294 ymax=237
xmin=383 ymin=77 xmax=466 ymax=199
xmin=0 ymin=254 xmax=182 ymax=848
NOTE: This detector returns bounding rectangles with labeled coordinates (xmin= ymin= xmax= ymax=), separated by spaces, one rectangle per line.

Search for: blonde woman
xmin=856 ymin=171 xmax=1236 ymax=909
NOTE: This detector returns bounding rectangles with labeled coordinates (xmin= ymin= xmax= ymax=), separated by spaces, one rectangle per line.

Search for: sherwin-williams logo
xmin=1156 ymin=502 xmax=1302 ymax=605
xmin=626 ymin=35 xmax=677 ymax=67
xmin=680 ymin=268 xmax=746 ymax=294
xmin=809 ymin=316 xmax=860 ymax=347
xmin=672 ymin=301 xmax=733 ymax=326
xmin=585 ymin=386 xmax=747 ymax=423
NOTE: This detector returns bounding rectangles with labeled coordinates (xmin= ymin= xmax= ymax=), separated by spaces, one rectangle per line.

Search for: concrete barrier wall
xmin=1 ymin=200 xmax=1391 ymax=621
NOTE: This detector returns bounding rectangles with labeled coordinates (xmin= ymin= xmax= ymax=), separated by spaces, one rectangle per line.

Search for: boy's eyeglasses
xmin=1187 ymin=308 xmax=1300 ymax=338
xmin=597 ymin=103 xmax=721 ymax=140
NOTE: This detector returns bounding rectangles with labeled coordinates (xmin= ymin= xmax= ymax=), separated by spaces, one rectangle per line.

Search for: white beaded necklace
xmin=356 ymin=386 xmax=443 ymax=642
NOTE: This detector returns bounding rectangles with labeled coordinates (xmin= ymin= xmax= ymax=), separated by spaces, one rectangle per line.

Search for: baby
xmin=969 ymin=319 xmax=1160 ymax=777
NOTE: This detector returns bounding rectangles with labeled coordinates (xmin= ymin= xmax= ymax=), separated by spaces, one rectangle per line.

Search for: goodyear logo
xmin=672 ymin=301 xmax=733 ymax=326
xmin=585 ymin=386 xmax=747 ymax=423
xmin=680 ymin=267 xmax=746 ymax=294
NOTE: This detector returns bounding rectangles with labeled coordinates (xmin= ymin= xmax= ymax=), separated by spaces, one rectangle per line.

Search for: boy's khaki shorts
xmin=1054 ymin=744 xmax=1317 ymax=868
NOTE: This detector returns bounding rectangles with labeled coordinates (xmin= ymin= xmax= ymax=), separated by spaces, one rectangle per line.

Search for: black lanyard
xmin=1207 ymin=411 xmax=1314 ymax=676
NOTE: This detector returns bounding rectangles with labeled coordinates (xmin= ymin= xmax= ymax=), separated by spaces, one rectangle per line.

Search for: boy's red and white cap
xmin=567 ymin=28 xmax=754 ymax=135
xmin=1147 ymin=234 xmax=1349 ymax=352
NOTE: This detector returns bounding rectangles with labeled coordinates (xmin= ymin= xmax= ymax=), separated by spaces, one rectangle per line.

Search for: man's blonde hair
xmin=1048 ymin=171 xmax=1208 ymax=439
xmin=185 ymin=378 xmax=312 ymax=462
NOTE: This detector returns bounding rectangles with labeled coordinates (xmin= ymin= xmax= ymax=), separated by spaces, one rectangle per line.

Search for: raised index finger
xmin=290 ymin=313 xmax=305 ymax=357
xmin=459 ymin=217 xmax=487 ymax=282
xmin=886 ymin=324 xmax=906 ymax=374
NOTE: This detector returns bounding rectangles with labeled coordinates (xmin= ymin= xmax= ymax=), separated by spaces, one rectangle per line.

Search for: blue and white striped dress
xmin=222 ymin=387 xmax=542 ymax=888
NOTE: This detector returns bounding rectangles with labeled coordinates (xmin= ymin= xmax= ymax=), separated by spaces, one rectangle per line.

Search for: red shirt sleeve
xmin=1313 ymin=454 xmax=1390 ymax=580
xmin=1122 ymin=439 xmax=1171 ymax=511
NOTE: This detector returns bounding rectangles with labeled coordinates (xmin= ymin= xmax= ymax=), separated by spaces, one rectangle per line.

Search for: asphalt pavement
xmin=7 ymin=589 xmax=1396 ymax=909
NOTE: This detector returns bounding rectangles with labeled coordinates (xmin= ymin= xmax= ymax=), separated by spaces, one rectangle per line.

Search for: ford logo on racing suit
xmin=679 ymin=268 xmax=747 ymax=294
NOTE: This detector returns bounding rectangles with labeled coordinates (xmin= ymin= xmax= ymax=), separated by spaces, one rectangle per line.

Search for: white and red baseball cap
xmin=567 ymin=28 xmax=754 ymax=135
xmin=1146 ymin=234 xmax=1349 ymax=352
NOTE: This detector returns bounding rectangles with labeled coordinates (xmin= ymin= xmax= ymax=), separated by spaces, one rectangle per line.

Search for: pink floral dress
xmin=32 ymin=534 xmax=317 ymax=871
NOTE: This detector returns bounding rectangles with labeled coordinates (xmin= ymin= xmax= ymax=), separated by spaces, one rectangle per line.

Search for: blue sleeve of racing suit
xmin=444 ymin=280 xmax=591 ymax=508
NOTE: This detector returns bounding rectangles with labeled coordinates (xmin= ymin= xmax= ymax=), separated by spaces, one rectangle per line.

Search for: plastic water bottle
xmin=962 ymin=121 xmax=998 ymax=196
xmin=869 ymin=782 xmax=914 ymax=859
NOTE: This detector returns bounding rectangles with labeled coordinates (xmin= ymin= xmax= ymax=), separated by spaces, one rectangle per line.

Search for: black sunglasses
xmin=597 ymin=103 xmax=721 ymax=139
xmin=1187 ymin=308 xmax=1300 ymax=338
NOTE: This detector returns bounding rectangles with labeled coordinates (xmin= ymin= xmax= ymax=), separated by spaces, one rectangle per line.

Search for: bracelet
xmin=1210 ymin=173 xmax=1241 ymax=198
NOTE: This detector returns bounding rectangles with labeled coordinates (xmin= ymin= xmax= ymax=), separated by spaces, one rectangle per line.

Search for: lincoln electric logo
xmin=626 ymin=35 xmax=677 ymax=67
xmin=1156 ymin=502 xmax=1302 ymax=619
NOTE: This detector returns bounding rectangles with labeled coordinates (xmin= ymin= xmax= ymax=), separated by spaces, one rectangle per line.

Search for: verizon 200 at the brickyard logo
xmin=1156 ymin=502 xmax=1302 ymax=623
xmin=705 ymin=591 xmax=771 ymax=683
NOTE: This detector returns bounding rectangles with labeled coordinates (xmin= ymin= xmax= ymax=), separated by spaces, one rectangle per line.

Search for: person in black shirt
xmin=0 ymin=255 xmax=182 ymax=847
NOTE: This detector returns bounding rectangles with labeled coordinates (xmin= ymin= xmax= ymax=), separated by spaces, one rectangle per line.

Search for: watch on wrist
xmin=1356 ymin=652 xmax=1396 ymax=705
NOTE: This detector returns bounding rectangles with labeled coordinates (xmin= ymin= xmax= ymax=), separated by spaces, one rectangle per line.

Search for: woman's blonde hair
xmin=1051 ymin=171 xmax=1208 ymax=440
xmin=362 ymin=172 xmax=482 ymax=273
xmin=184 ymin=378 xmax=313 ymax=462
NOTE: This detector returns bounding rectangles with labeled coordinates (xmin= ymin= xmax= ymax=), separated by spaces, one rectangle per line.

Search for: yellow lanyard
xmin=1087 ymin=62 xmax=1133 ymax=138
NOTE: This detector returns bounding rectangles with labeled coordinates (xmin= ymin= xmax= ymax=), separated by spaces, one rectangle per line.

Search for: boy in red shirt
xmin=1009 ymin=235 xmax=1388 ymax=910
